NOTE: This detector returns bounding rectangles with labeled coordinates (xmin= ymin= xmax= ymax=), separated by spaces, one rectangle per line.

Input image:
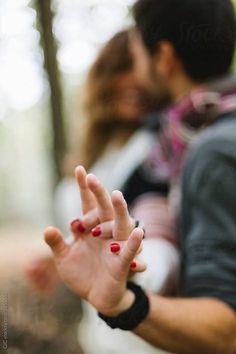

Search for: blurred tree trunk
xmin=35 ymin=0 xmax=67 ymax=185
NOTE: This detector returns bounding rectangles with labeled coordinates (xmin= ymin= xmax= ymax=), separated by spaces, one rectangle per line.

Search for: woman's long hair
xmin=66 ymin=30 xmax=158 ymax=174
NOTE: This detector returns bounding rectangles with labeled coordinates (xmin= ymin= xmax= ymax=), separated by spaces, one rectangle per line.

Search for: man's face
xmin=129 ymin=29 xmax=170 ymax=103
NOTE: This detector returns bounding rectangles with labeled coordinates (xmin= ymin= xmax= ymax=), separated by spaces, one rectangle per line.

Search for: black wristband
xmin=98 ymin=282 xmax=150 ymax=331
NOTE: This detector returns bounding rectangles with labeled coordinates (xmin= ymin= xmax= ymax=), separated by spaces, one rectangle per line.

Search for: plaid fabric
xmin=143 ymin=76 xmax=236 ymax=184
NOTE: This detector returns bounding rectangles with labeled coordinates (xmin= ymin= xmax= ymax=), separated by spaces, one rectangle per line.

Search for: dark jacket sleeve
xmin=180 ymin=136 xmax=236 ymax=310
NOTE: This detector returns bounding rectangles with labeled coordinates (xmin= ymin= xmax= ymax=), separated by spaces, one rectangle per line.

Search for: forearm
xmin=134 ymin=294 xmax=236 ymax=354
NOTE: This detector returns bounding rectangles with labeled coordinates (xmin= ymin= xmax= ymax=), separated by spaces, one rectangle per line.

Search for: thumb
xmin=44 ymin=227 xmax=69 ymax=258
xmin=120 ymin=228 xmax=144 ymax=270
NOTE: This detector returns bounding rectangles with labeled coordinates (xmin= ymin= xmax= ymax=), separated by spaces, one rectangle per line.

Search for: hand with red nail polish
xmin=44 ymin=224 xmax=145 ymax=317
xmin=44 ymin=169 xmax=146 ymax=317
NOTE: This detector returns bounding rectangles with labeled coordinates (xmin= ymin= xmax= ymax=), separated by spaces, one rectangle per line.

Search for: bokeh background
xmin=0 ymin=0 xmax=135 ymax=241
xmin=1 ymin=0 xmax=236 ymax=240
xmin=0 ymin=3 xmax=136 ymax=351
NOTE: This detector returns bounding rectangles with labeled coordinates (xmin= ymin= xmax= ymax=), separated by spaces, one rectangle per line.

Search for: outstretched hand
xmin=44 ymin=166 xmax=145 ymax=315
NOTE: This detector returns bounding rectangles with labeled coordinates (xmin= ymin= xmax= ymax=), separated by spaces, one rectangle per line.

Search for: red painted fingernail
xmin=70 ymin=219 xmax=86 ymax=233
xmin=110 ymin=243 xmax=120 ymax=253
xmin=130 ymin=260 xmax=137 ymax=269
xmin=77 ymin=223 xmax=86 ymax=233
xmin=91 ymin=226 xmax=102 ymax=237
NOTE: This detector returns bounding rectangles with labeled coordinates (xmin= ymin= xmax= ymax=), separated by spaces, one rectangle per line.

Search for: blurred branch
xmin=35 ymin=0 xmax=67 ymax=185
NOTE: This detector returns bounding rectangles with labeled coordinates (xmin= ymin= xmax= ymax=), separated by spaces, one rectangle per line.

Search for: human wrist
xmin=104 ymin=289 xmax=135 ymax=317
xmin=98 ymin=282 xmax=150 ymax=331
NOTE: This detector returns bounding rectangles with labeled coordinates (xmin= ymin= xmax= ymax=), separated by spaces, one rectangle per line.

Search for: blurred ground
xmin=0 ymin=223 xmax=83 ymax=354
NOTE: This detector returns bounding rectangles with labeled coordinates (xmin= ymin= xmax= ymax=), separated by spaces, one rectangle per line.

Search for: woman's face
xmin=113 ymin=72 xmax=148 ymax=122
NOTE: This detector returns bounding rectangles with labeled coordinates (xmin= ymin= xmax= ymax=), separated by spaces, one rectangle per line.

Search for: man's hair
xmin=133 ymin=0 xmax=236 ymax=81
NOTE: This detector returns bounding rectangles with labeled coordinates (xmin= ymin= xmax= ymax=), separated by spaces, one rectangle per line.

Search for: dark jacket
xmin=180 ymin=113 xmax=236 ymax=310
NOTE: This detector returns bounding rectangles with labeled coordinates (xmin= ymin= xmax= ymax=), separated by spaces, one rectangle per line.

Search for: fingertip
xmin=110 ymin=242 xmax=121 ymax=254
xmin=140 ymin=262 xmax=147 ymax=272
xmin=112 ymin=190 xmax=123 ymax=199
xmin=87 ymin=173 xmax=98 ymax=181
xmin=112 ymin=190 xmax=123 ymax=196
xmin=75 ymin=165 xmax=87 ymax=187
xmin=44 ymin=227 xmax=62 ymax=247
xmin=130 ymin=260 xmax=137 ymax=269
xmin=70 ymin=219 xmax=86 ymax=234
xmin=91 ymin=226 xmax=102 ymax=237
xmin=130 ymin=260 xmax=147 ymax=273
xmin=44 ymin=227 xmax=69 ymax=258
xmin=75 ymin=165 xmax=86 ymax=176
xmin=44 ymin=226 xmax=56 ymax=239
xmin=111 ymin=190 xmax=126 ymax=207
xmin=128 ymin=227 xmax=144 ymax=252
xmin=87 ymin=174 xmax=100 ymax=190
xmin=131 ymin=227 xmax=145 ymax=240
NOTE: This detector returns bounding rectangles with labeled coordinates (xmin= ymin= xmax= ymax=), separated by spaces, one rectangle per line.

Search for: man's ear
xmin=154 ymin=41 xmax=178 ymax=78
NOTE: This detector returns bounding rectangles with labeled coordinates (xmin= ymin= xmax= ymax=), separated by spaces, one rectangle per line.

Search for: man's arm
xmin=134 ymin=295 xmax=236 ymax=354
xmin=124 ymin=135 xmax=236 ymax=354
xmin=134 ymin=136 xmax=236 ymax=354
